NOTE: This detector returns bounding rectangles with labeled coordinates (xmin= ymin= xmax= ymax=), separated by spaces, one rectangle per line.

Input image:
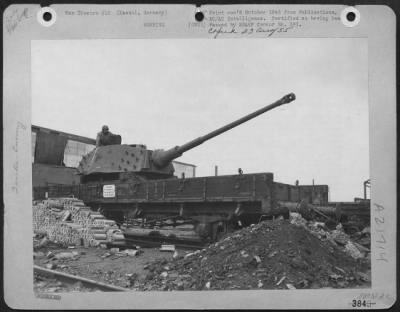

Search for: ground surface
xmin=34 ymin=246 xmax=174 ymax=289
xmin=34 ymin=218 xmax=371 ymax=292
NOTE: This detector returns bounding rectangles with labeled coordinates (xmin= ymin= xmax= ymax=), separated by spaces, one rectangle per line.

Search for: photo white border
xmin=3 ymin=4 xmax=396 ymax=309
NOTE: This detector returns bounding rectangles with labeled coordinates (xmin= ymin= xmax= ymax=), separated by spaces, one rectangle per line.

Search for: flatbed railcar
xmin=34 ymin=173 xmax=328 ymax=241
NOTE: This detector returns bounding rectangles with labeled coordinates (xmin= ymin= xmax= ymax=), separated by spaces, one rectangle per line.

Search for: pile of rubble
xmin=133 ymin=216 xmax=370 ymax=291
xmin=33 ymin=198 xmax=125 ymax=248
xmin=289 ymin=213 xmax=370 ymax=260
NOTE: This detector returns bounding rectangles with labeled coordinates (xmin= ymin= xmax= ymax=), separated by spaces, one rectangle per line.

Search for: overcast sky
xmin=32 ymin=38 xmax=368 ymax=201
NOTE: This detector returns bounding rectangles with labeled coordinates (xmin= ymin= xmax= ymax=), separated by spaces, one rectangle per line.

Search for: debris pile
xmin=33 ymin=198 xmax=125 ymax=248
xmin=134 ymin=218 xmax=370 ymax=291
xmin=289 ymin=213 xmax=370 ymax=260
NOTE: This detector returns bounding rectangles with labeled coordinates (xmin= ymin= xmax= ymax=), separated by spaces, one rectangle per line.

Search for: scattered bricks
xmin=38 ymin=237 xmax=49 ymax=248
xmin=168 ymin=272 xmax=179 ymax=279
xmin=329 ymin=274 xmax=343 ymax=281
xmin=33 ymin=251 xmax=45 ymax=259
xmin=268 ymin=251 xmax=278 ymax=258
xmin=253 ymin=256 xmax=262 ymax=264
xmin=184 ymin=252 xmax=194 ymax=259
xmin=240 ymin=250 xmax=249 ymax=258
xmin=124 ymin=249 xmax=140 ymax=257
xmin=160 ymin=272 xmax=168 ymax=278
xmin=332 ymin=232 xmax=348 ymax=246
xmin=334 ymin=266 xmax=346 ymax=274
xmin=361 ymin=226 xmax=371 ymax=234
xmin=356 ymin=272 xmax=371 ymax=282
xmin=336 ymin=223 xmax=344 ymax=231
xmin=52 ymin=251 xmax=79 ymax=261
xmin=286 ymin=283 xmax=296 ymax=290
xmin=345 ymin=241 xmax=363 ymax=259
xmin=176 ymin=281 xmax=184 ymax=290
xmin=352 ymin=242 xmax=370 ymax=254
xmin=55 ymin=252 xmax=75 ymax=260
xmin=160 ymin=244 xmax=175 ymax=252
xmin=295 ymin=279 xmax=310 ymax=288
xmin=46 ymin=263 xmax=57 ymax=270
xmin=276 ymin=276 xmax=286 ymax=286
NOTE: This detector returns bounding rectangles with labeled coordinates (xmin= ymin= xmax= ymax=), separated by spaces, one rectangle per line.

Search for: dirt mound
xmin=137 ymin=219 xmax=371 ymax=291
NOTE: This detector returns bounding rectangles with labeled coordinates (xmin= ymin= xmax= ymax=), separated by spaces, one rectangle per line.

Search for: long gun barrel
xmin=152 ymin=93 xmax=296 ymax=167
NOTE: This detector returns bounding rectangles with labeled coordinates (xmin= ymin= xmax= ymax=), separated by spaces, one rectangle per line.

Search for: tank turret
xmin=77 ymin=93 xmax=296 ymax=182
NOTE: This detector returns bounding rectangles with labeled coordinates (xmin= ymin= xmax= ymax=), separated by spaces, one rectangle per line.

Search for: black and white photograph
xmin=3 ymin=3 xmax=396 ymax=309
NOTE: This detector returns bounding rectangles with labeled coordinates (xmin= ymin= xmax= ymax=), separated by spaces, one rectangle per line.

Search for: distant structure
xmin=32 ymin=125 xmax=96 ymax=168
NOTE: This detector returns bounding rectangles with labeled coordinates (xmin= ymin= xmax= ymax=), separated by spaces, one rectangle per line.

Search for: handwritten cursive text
xmin=11 ymin=121 xmax=26 ymax=194
xmin=208 ymin=25 xmax=294 ymax=39
xmin=5 ymin=8 xmax=30 ymax=34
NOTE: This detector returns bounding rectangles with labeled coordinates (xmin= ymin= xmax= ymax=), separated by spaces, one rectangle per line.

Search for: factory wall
xmin=32 ymin=163 xmax=80 ymax=187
